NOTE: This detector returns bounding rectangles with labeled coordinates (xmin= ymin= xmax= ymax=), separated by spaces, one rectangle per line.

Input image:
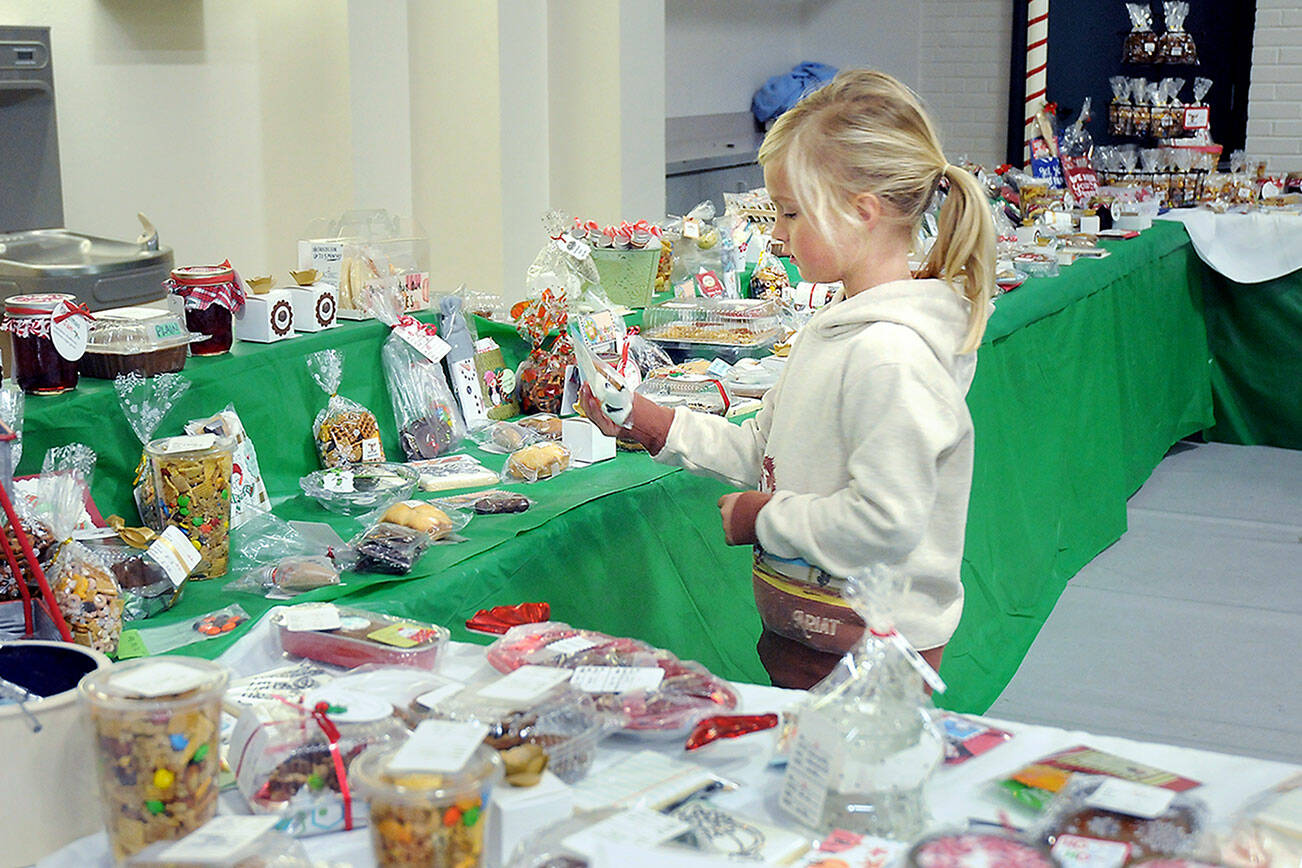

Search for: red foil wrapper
xmin=465 ymin=602 xmax=551 ymax=635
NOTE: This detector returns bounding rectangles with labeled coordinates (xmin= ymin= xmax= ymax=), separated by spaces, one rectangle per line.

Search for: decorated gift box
xmin=284 ymin=269 xmax=338 ymax=333
xmin=233 ymin=278 xmax=295 ymax=343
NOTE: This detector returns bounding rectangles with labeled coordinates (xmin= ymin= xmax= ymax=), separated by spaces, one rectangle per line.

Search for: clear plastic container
xmin=81 ymin=306 xmax=191 ymax=379
xmin=79 ymin=657 xmax=229 ymax=862
xmin=298 ymin=462 xmax=419 ymax=515
xmin=146 ymin=434 xmax=234 ymax=579
xmin=127 ymin=822 xmax=309 ymax=867
xmin=353 ymin=742 xmax=504 ymax=868
xmin=231 ymin=692 xmax=408 ymax=837
xmin=643 ymin=297 xmax=780 ymax=358
xmin=637 ymin=373 xmax=730 ymax=416
xmin=274 ymin=605 xmax=450 ymax=668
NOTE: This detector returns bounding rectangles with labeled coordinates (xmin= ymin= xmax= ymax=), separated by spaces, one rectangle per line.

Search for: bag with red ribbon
xmin=360 ymin=285 xmax=465 ymax=460
xmin=231 ymin=687 xmax=407 ymax=837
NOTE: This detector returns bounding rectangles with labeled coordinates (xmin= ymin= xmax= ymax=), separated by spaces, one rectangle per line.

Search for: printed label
xmin=390 ymin=719 xmax=489 ymax=774
xmin=475 ymin=665 xmax=573 ymax=704
xmin=1182 ymin=106 xmax=1210 ymax=131
xmin=779 ymin=711 xmax=839 ymax=828
xmin=368 ymin=622 xmax=440 ymax=648
xmin=152 ymin=434 xmax=218 ymax=455
xmin=360 ymin=437 xmax=383 ymax=462
xmin=281 ymin=603 xmax=342 ymax=632
xmin=395 ymin=322 xmax=452 ymax=363
xmin=322 ymin=468 xmax=355 ymax=493
xmin=147 ymin=525 xmax=203 ymax=588
xmin=555 ymin=234 xmax=593 ymax=261
xmin=153 ymin=320 xmax=185 ymax=341
xmin=1050 ymin=834 xmax=1131 ymax=867
xmin=1085 ymin=778 xmax=1176 ymax=819
xmin=111 ymin=660 xmax=212 ymax=698
xmin=571 ymin=665 xmax=665 ymax=694
xmin=546 ymin=635 xmax=598 ymax=655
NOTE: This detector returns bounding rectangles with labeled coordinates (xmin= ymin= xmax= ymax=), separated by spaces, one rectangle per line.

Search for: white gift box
xmin=234 ymin=289 xmax=296 ymax=343
xmin=486 ymin=771 xmax=573 ymax=868
xmin=562 ymin=417 xmax=616 ymax=464
xmin=285 ymin=283 xmax=337 ymax=332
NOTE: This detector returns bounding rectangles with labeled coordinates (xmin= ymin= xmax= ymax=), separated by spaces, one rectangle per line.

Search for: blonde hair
xmin=758 ymin=69 xmax=994 ymax=351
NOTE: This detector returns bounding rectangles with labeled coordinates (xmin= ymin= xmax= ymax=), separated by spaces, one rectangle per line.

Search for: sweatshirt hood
xmin=810 ymin=278 xmax=972 ymax=373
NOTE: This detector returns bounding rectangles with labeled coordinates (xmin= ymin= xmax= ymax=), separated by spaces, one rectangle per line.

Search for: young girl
xmin=580 ymin=69 xmax=994 ymax=689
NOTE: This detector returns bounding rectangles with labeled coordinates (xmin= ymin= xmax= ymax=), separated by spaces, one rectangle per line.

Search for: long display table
xmin=16 ymin=221 xmax=1213 ymax=712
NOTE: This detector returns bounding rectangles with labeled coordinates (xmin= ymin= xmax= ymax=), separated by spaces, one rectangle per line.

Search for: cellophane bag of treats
xmin=114 ymin=372 xmax=191 ymax=530
xmin=306 ymin=349 xmax=383 ymax=468
xmin=230 ymin=692 xmax=407 ymax=837
xmin=184 ymin=405 xmax=271 ymax=528
xmin=360 ymin=285 xmax=466 ymax=460
xmin=32 ymin=469 xmax=123 ymax=654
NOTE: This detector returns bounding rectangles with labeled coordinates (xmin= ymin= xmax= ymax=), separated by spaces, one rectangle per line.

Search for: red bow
xmin=311 ymin=702 xmax=354 ymax=830
xmin=396 ymin=315 xmax=437 ymax=337
xmin=53 ymin=302 xmax=95 ymax=324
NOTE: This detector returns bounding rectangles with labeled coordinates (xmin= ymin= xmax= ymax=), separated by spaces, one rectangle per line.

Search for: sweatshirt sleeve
xmin=653 ymin=380 xmax=778 ymax=489
xmin=754 ymin=361 xmax=962 ymax=576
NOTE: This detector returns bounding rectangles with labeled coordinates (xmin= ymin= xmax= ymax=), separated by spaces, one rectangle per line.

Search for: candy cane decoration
xmin=1024 ymin=0 xmax=1049 ymax=165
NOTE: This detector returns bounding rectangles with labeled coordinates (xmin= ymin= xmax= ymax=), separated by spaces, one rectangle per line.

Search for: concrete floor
xmin=990 ymin=441 xmax=1302 ymax=764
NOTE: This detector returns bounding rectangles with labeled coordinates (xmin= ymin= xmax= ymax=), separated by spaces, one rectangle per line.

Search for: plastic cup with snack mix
xmin=79 ymin=657 xmax=229 ymax=861
xmin=354 ymin=741 xmax=504 ymax=868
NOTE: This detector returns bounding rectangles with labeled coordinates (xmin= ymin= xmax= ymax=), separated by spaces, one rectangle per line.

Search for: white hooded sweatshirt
xmin=656 ymin=278 xmax=977 ymax=651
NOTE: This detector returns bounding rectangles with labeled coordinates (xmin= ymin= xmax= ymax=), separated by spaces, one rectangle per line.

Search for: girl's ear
xmin=852 ymin=191 xmax=884 ymax=229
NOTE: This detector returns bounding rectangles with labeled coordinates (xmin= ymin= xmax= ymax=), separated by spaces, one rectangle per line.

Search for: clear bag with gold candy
xmin=307 ymin=349 xmax=384 ymax=468
xmin=30 ymin=469 xmax=123 ymax=654
xmin=146 ymin=434 xmax=234 ymax=580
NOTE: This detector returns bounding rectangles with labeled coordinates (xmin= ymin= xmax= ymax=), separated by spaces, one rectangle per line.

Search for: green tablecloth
xmin=16 ymin=221 xmax=1216 ymax=711
xmin=1201 ymin=266 xmax=1302 ymax=450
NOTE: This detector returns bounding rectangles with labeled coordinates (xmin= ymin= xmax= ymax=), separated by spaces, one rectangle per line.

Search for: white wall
xmin=798 ymin=0 xmax=920 ymax=86
xmin=1245 ymin=0 xmax=1302 ymax=172
xmin=0 ymin=0 xmax=354 ymax=279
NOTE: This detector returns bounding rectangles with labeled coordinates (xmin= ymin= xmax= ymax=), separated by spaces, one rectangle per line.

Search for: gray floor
xmin=989 ymin=441 xmax=1302 ymax=764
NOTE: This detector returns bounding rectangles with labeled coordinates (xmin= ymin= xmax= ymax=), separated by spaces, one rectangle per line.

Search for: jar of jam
xmin=3 ymin=293 xmax=81 ymax=395
xmin=165 ymin=262 xmax=246 ymax=356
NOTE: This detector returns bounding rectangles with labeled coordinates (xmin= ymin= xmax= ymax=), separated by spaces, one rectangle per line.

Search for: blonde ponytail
xmin=918 ymin=164 xmax=994 ymax=352
xmin=759 ymin=69 xmax=995 ymax=352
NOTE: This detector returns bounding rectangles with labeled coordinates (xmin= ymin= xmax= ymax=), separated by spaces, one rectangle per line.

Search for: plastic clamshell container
xmin=299 ymin=462 xmax=420 ymax=515
xmin=79 ymin=657 xmax=230 ymax=862
xmin=274 ymin=605 xmax=450 ymax=668
xmin=353 ymin=742 xmax=504 ymax=868
xmin=81 ymin=306 xmax=192 ymax=378
xmin=642 ymin=297 xmax=780 ymax=347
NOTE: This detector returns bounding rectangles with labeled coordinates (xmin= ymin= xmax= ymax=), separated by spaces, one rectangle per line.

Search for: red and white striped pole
xmin=1024 ymin=0 xmax=1049 ymax=165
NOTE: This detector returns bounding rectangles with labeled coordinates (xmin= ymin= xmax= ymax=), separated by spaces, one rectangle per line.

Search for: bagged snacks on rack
xmin=1124 ymin=3 xmax=1158 ymax=63
xmin=1158 ymin=1 xmax=1198 ymax=64
xmin=307 ymin=349 xmax=383 ymax=467
xmin=31 ymin=469 xmax=123 ymax=653
xmin=361 ymin=286 xmax=466 ymax=461
xmin=114 ymin=372 xmax=191 ymax=530
xmin=778 ymin=567 xmax=945 ymax=839
xmin=147 ymin=434 xmax=234 ymax=580
xmin=183 ymin=406 xmax=270 ymax=528
xmin=1109 ymin=76 xmax=1131 ymax=137
xmin=231 ymin=691 xmax=407 ymax=837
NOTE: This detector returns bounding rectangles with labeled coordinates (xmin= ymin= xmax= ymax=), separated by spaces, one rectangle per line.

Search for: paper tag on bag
xmin=475 ymin=665 xmax=573 ymax=704
xmin=1085 ymin=778 xmax=1177 ymax=819
xmin=390 ymin=719 xmax=489 ymax=773
xmin=555 ymin=234 xmax=592 ymax=261
xmin=395 ymin=321 xmax=452 ymax=363
xmin=546 ymin=635 xmax=598 ymax=655
xmin=110 ymin=660 xmax=213 ymax=698
xmin=571 ymin=665 xmax=665 ymax=694
xmin=361 ymin=437 xmax=383 ymax=462
xmin=281 ymin=603 xmax=342 ymax=632
xmin=1050 ymin=834 xmax=1132 ymax=867
xmin=415 ymin=681 xmax=466 ymax=710
xmin=779 ymin=712 xmax=838 ymax=827
xmin=147 ymin=525 xmax=203 ymax=588
xmin=561 ymin=808 xmax=690 ymax=857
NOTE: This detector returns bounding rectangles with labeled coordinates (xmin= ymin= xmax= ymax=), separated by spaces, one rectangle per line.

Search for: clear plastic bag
xmin=117 ymin=603 xmax=250 ymax=657
xmin=502 ymin=442 xmax=571 ymax=483
xmin=625 ymin=333 xmax=674 ymax=378
xmin=0 ymin=382 xmax=24 ymax=466
xmin=778 ymin=567 xmax=945 ymax=839
xmin=349 ymin=522 xmax=432 ymax=574
xmin=184 ymin=405 xmax=271 ymax=528
xmin=365 ymin=498 xmax=471 ymax=542
xmin=361 ymin=286 xmax=466 ymax=460
xmin=467 ymin=420 xmax=544 ymax=454
xmin=31 ymin=470 xmax=123 ymax=653
xmin=435 ymin=488 xmax=535 ymax=516
xmin=306 ymin=349 xmax=383 ymax=467
xmin=113 ymin=372 xmax=191 ymax=530
xmin=82 ymin=531 xmax=187 ymax=621
xmin=225 ymin=555 xmax=341 ymax=599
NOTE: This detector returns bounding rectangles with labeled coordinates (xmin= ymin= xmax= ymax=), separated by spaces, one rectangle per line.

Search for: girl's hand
xmin=718 ymin=491 xmax=774 ymax=546
xmin=579 ymin=384 xmax=676 ymax=455
xmin=579 ymin=383 xmax=626 ymax=437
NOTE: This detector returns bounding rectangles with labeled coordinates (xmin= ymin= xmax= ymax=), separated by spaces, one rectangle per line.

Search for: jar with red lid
xmin=3 ymin=293 xmax=90 ymax=395
xmin=164 ymin=261 xmax=247 ymax=356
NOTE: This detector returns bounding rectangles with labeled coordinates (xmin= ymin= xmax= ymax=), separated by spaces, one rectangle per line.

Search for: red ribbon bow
xmin=53 ymin=302 xmax=95 ymax=324
xmin=396 ymin=315 xmax=437 ymax=337
xmin=311 ymin=702 xmax=354 ymax=831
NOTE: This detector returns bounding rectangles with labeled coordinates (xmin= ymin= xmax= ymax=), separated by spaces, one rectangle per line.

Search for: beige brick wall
xmin=1245 ymin=0 xmax=1302 ymax=172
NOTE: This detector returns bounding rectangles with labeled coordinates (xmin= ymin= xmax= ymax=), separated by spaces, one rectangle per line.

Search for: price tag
xmin=415 ymin=681 xmax=466 ymax=710
xmin=475 ymin=665 xmax=573 ymax=704
xmin=50 ymin=301 xmax=89 ymax=361
xmin=1085 ymin=778 xmax=1176 ymax=819
xmin=360 ymin=438 xmax=384 ymax=462
xmin=683 ymin=217 xmax=701 ymax=240
xmin=696 ymin=270 xmax=725 ymax=298
xmin=1183 ymin=106 xmax=1210 ymax=131
xmin=322 ymin=469 xmax=355 ymax=493
xmin=706 ymin=358 xmax=733 ymax=379
xmin=555 ymin=234 xmax=592 ymax=261
xmin=876 ymin=629 xmax=947 ymax=694
xmin=1050 ymin=834 xmax=1131 ymax=867
xmin=546 ymin=635 xmax=598 ymax=655
xmin=395 ymin=321 xmax=452 ymax=363
xmin=110 ymin=660 xmax=213 ymax=698
xmin=389 ymin=719 xmax=489 ymax=773
xmin=571 ymin=665 xmax=665 ymax=694
xmin=778 ymin=711 xmax=838 ymax=828
xmin=147 ymin=525 xmax=203 ymax=588
xmin=159 ymin=815 xmax=281 ymax=861
xmin=281 ymin=603 xmax=342 ymax=632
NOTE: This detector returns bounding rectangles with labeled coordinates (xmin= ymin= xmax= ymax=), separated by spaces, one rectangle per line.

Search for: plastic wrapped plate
xmin=299 ymin=462 xmax=418 ymax=515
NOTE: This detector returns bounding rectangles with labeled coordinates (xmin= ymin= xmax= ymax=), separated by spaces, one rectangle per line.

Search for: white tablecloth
xmin=1158 ymin=208 xmax=1302 ymax=283
xmin=39 ymin=616 xmax=1301 ymax=867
